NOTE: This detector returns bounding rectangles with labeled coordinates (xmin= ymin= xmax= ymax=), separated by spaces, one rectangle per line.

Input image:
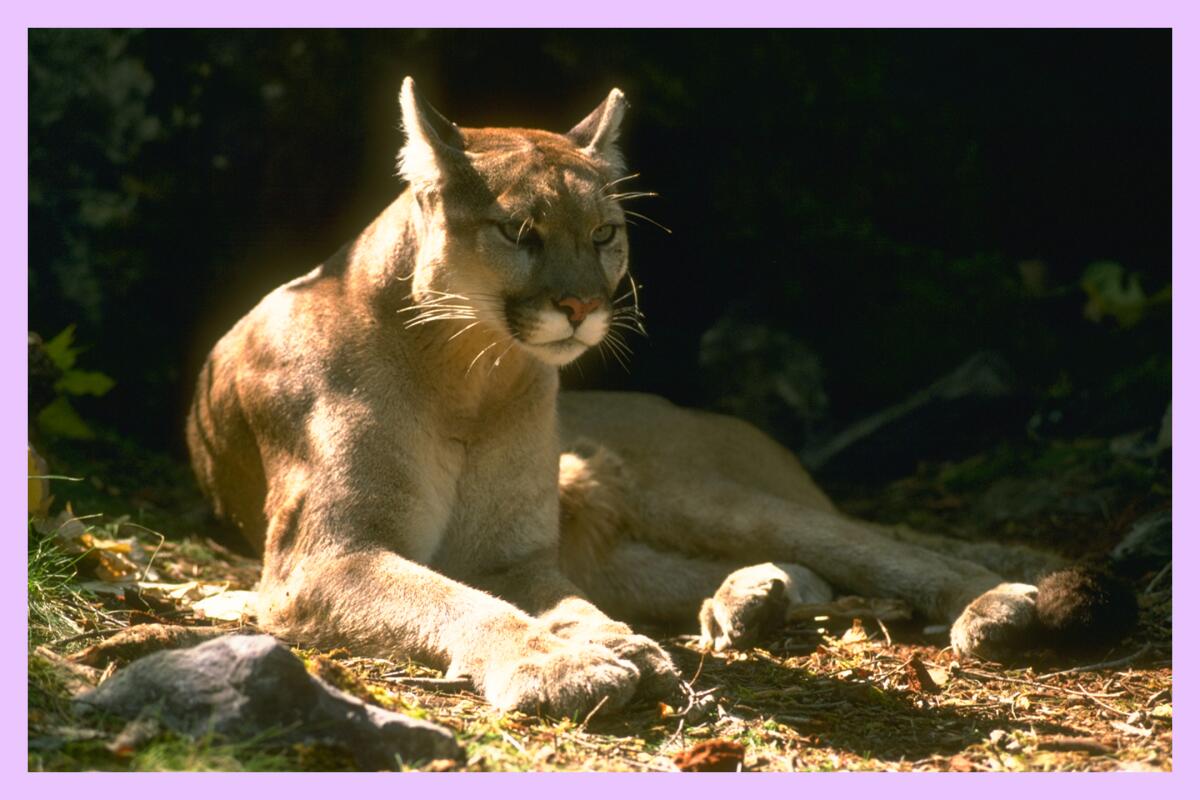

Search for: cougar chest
xmin=426 ymin=404 xmax=560 ymax=575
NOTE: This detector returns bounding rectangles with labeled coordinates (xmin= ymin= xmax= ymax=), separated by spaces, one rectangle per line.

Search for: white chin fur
xmin=525 ymin=339 xmax=589 ymax=366
xmin=518 ymin=308 xmax=609 ymax=365
xmin=524 ymin=310 xmax=575 ymax=346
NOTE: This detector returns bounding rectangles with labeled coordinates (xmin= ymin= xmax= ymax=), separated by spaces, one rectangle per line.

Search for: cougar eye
xmin=498 ymin=220 xmax=533 ymax=244
xmin=592 ymin=224 xmax=618 ymax=245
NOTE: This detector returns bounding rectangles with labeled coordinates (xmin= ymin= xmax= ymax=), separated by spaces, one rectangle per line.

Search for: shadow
xmin=588 ymin=619 xmax=1109 ymax=765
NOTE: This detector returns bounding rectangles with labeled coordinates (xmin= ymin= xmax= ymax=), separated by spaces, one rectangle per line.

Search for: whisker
xmin=605 ymin=191 xmax=659 ymax=202
xmin=489 ymin=341 xmax=517 ymax=374
xmin=595 ymin=340 xmax=610 ymax=369
xmin=611 ymin=305 xmax=647 ymax=321
xmin=446 ymin=321 xmax=482 ymax=342
xmin=398 ymin=301 xmax=476 ymax=315
xmin=405 ymin=306 xmax=477 ymax=317
xmin=400 ymin=306 xmax=476 ymax=317
xmin=404 ymin=309 xmax=477 ymax=320
xmin=601 ymin=172 xmax=641 ymax=192
xmin=605 ymin=332 xmax=634 ymax=359
xmin=623 ymin=210 xmax=672 ymax=234
xmin=609 ymin=321 xmax=648 ymax=339
xmin=466 ymin=341 xmax=499 ymax=376
xmin=601 ymin=337 xmax=631 ymax=373
xmin=608 ymin=342 xmax=633 ymax=364
xmin=625 ymin=271 xmax=645 ymax=320
xmin=419 ymin=289 xmax=473 ymax=301
xmin=405 ymin=313 xmax=476 ymax=329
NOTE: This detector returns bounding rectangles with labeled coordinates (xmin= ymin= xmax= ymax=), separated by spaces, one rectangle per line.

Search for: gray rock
xmin=74 ymin=633 xmax=460 ymax=770
xmin=1111 ymin=510 xmax=1172 ymax=574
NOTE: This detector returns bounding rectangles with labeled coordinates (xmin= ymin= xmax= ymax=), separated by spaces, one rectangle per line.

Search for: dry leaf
xmin=192 ymin=590 xmax=259 ymax=621
xmin=841 ymin=619 xmax=869 ymax=644
xmin=904 ymin=656 xmax=943 ymax=694
xmin=673 ymin=738 xmax=745 ymax=772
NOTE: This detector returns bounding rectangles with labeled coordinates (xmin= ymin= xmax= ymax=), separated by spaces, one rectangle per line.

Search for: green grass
xmin=30 ymin=726 xmax=304 ymax=772
xmin=27 ymin=521 xmax=96 ymax=646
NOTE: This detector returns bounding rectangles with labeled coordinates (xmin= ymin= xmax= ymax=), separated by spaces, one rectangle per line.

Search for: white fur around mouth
xmin=525 ymin=337 xmax=589 ymax=366
xmin=522 ymin=308 xmax=610 ymax=349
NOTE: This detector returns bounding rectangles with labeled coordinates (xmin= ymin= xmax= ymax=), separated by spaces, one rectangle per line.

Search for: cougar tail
xmin=1033 ymin=566 xmax=1140 ymax=654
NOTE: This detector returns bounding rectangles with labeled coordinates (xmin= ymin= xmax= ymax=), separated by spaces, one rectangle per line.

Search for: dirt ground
xmin=27 ymin=434 xmax=1172 ymax=772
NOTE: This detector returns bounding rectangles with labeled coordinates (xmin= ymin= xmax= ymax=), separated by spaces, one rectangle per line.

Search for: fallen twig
xmin=1144 ymin=562 xmax=1171 ymax=595
xmin=1040 ymin=644 xmax=1153 ymax=679
xmin=382 ymin=675 xmax=473 ymax=692
xmin=577 ymin=695 xmax=609 ymax=732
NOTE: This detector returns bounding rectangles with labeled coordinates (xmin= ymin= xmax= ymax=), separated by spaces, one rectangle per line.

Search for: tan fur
xmin=189 ymin=80 xmax=1059 ymax=716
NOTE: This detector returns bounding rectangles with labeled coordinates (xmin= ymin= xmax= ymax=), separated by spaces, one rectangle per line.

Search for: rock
xmin=74 ymin=633 xmax=460 ymax=769
xmin=802 ymin=351 xmax=1025 ymax=479
xmin=1111 ymin=510 xmax=1171 ymax=575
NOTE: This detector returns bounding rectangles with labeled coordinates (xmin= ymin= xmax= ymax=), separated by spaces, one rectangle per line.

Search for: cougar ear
xmin=397 ymin=77 xmax=467 ymax=186
xmin=567 ymin=88 xmax=627 ymax=170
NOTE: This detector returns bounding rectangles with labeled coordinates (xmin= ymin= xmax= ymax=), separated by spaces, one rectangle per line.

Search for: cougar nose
xmin=555 ymin=295 xmax=602 ymax=325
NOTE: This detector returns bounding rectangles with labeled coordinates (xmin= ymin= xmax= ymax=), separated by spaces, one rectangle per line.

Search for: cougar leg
xmin=560 ymin=540 xmax=738 ymax=626
xmin=870 ymin=524 xmax=1067 ymax=584
xmin=637 ymin=486 xmax=1006 ymax=624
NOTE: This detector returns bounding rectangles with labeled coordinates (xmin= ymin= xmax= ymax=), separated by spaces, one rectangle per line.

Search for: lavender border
xmin=4 ymin=0 xmax=1190 ymax=793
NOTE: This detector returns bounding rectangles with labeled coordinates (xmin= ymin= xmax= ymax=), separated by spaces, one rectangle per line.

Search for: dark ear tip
xmin=1035 ymin=566 xmax=1139 ymax=652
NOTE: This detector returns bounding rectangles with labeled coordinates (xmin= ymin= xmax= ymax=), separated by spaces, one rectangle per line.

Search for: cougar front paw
xmin=482 ymin=635 xmax=640 ymax=718
xmin=595 ymin=630 xmax=683 ymax=702
xmin=698 ymin=565 xmax=790 ymax=652
xmin=950 ymin=583 xmax=1039 ymax=660
xmin=543 ymin=602 xmax=683 ymax=703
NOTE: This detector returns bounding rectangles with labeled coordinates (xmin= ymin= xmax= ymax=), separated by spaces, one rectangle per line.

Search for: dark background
xmin=28 ymin=29 xmax=1171 ymax=465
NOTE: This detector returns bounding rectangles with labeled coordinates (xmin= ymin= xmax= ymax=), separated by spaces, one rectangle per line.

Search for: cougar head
xmin=397 ymin=77 xmax=633 ymax=367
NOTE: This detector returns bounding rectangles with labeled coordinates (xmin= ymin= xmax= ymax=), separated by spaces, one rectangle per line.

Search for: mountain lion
xmin=188 ymin=79 xmax=1126 ymax=718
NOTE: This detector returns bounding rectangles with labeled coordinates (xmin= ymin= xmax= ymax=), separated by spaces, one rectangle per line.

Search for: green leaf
xmin=55 ymin=369 xmax=115 ymax=397
xmin=36 ymin=396 xmax=95 ymax=440
xmin=1081 ymin=261 xmax=1147 ymax=328
xmin=42 ymin=325 xmax=80 ymax=371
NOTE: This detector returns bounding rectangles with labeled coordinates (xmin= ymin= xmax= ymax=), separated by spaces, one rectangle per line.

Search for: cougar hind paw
xmin=699 ymin=563 xmax=831 ymax=652
xmin=951 ymin=567 xmax=1138 ymax=660
xmin=950 ymin=582 xmax=1040 ymax=660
